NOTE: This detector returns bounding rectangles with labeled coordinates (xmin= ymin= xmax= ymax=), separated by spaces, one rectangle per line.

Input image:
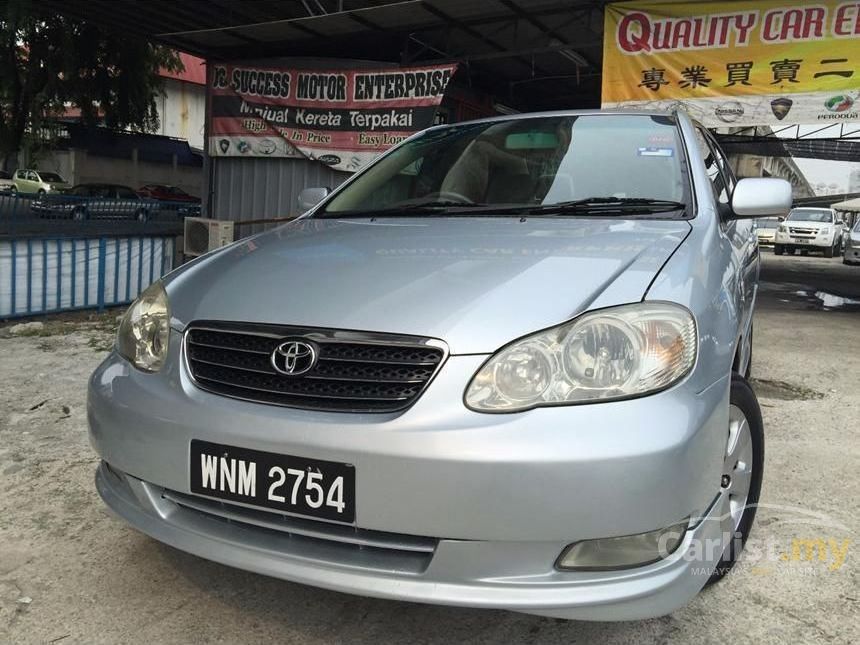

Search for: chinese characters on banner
xmin=602 ymin=1 xmax=860 ymax=126
xmin=208 ymin=63 xmax=457 ymax=172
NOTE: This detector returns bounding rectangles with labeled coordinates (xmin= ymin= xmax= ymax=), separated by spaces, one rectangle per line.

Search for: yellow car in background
xmin=755 ymin=218 xmax=779 ymax=246
xmin=11 ymin=169 xmax=72 ymax=195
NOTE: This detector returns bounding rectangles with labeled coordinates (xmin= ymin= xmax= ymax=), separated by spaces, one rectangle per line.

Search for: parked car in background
xmin=774 ymin=207 xmax=844 ymax=257
xmin=137 ymin=184 xmax=201 ymax=216
xmin=31 ymin=183 xmax=154 ymax=221
xmin=0 ymin=170 xmax=14 ymax=194
xmin=754 ymin=218 xmax=779 ymax=246
xmin=11 ymin=169 xmax=71 ymax=195
xmin=844 ymin=219 xmax=860 ymax=265
xmin=90 ymin=110 xmax=792 ymax=620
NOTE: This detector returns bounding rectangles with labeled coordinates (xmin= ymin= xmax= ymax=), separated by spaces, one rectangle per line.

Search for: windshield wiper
xmin=528 ymin=197 xmax=687 ymax=215
xmin=319 ymin=200 xmax=491 ymax=218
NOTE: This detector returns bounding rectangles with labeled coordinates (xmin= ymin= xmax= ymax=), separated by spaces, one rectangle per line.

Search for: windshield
xmin=756 ymin=218 xmax=779 ymax=229
xmin=787 ymin=209 xmax=832 ymax=223
xmin=319 ymin=114 xmax=688 ymax=217
xmin=39 ymin=172 xmax=64 ymax=183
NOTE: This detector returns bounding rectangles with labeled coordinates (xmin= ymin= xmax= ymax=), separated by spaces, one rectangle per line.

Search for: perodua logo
xmin=271 ymin=340 xmax=317 ymax=376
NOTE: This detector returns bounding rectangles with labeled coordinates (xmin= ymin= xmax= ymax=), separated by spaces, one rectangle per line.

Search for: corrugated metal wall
xmin=210 ymin=157 xmax=350 ymax=235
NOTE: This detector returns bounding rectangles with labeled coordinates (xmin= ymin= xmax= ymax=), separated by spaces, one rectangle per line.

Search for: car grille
xmin=161 ymin=488 xmax=437 ymax=574
xmin=789 ymin=227 xmax=817 ymax=236
xmin=184 ymin=322 xmax=446 ymax=413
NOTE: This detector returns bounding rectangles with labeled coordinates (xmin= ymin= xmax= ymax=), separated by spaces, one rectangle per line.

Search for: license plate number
xmin=190 ymin=440 xmax=355 ymax=523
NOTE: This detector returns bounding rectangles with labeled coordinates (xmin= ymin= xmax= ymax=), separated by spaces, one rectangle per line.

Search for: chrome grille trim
xmin=183 ymin=322 xmax=448 ymax=413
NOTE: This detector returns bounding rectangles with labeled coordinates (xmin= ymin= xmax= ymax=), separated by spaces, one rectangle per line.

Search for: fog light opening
xmin=556 ymin=521 xmax=689 ymax=571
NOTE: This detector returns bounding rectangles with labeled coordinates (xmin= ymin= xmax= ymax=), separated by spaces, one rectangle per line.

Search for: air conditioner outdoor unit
xmin=183 ymin=218 xmax=235 ymax=256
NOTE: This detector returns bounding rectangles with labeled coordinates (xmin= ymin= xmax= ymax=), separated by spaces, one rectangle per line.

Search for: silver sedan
xmin=89 ymin=111 xmax=791 ymax=620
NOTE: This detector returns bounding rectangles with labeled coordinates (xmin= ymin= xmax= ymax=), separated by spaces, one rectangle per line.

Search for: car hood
xmin=166 ymin=217 xmax=690 ymax=354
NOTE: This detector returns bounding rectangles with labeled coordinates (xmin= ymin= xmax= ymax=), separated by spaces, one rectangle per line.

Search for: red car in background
xmin=137 ymin=184 xmax=200 ymax=203
xmin=137 ymin=184 xmax=201 ymax=216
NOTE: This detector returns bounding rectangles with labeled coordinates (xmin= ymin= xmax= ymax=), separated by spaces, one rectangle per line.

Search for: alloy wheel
xmin=724 ymin=404 xmax=754 ymax=531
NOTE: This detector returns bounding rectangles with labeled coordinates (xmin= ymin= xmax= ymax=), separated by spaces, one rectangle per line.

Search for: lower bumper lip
xmin=96 ymin=461 xmax=725 ymax=620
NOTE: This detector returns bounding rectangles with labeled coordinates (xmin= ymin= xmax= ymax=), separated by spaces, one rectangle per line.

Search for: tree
xmin=0 ymin=0 xmax=182 ymax=170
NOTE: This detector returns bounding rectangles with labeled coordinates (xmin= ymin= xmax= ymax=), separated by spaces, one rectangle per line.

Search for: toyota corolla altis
xmin=88 ymin=111 xmax=792 ymax=620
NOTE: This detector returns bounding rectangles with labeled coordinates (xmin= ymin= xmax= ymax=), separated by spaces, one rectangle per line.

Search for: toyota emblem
xmin=271 ymin=340 xmax=317 ymax=376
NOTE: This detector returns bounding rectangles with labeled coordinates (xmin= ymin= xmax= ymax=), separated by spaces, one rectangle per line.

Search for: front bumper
xmin=774 ymin=231 xmax=833 ymax=248
xmin=97 ymin=461 xmax=728 ymax=620
xmin=88 ymin=332 xmax=730 ymax=619
xmin=844 ymin=244 xmax=860 ymax=263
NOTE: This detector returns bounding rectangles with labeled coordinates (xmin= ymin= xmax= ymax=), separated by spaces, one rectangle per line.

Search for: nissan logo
xmin=271 ymin=340 xmax=318 ymax=376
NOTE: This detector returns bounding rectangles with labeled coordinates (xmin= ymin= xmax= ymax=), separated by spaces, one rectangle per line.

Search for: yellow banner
xmin=602 ymin=0 xmax=860 ymax=124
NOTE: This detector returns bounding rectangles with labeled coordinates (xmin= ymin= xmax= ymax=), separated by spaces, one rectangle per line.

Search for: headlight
xmin=465 ymin=302 xmax=696 ymax=412
xmin=117 ymin=281 xmax=170 ymax=372
xmin=819 ymin=227 xmax=831 ymax=235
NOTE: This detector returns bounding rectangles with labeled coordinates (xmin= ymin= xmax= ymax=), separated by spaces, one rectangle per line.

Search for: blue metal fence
xmin=0 ymin=235 xmax=175 ymax=318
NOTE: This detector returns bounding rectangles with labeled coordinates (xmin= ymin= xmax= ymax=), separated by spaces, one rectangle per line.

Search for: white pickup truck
xmin=774 ymin=207 xmax=845 ymax=258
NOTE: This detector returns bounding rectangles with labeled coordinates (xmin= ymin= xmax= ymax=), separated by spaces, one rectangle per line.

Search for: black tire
xmin=774 ymin=245 xmax=784 ymax=256
xmin=37 ymin=189 xmax=45 ymax=196
xmin=824 ymin=243 xmax=835 ymax=258
xmin=708 ymin=374 xmax=764 ymax=584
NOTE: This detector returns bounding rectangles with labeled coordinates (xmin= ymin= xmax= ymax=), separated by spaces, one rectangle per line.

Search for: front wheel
xmin=824 ymin=243 xmax=835 ymax=258
xmin=774 ymin=244 xmax=784 ymax=256
xmin=708 ymin=374 xmax=764 ymax=583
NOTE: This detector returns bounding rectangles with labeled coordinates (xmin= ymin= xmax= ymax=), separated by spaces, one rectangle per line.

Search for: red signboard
xmin=208 ymin=62 xmax=457 ymax=172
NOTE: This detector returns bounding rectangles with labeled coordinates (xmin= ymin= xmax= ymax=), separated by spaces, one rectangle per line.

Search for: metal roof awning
xmin=34 ymin=0 xmax=611 ymax=112
xmin=831 ymin=197 xmax=860 ymax=212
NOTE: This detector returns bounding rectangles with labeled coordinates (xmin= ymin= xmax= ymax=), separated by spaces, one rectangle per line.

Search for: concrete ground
xmin=0 ymin=251 xmax=857 ymax=644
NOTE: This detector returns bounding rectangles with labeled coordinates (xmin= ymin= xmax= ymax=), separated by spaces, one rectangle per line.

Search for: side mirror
xmin=297 ymin=186 xmax=331 ymax=213
xmin=730 ymin=178 xmax=792 ymax=219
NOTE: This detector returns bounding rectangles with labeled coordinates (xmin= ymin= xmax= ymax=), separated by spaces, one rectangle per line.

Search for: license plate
xmin=190 ymin=440 xmax=355 ymax=523
xmin=791 ymin=237 xmax=809 ymax=243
